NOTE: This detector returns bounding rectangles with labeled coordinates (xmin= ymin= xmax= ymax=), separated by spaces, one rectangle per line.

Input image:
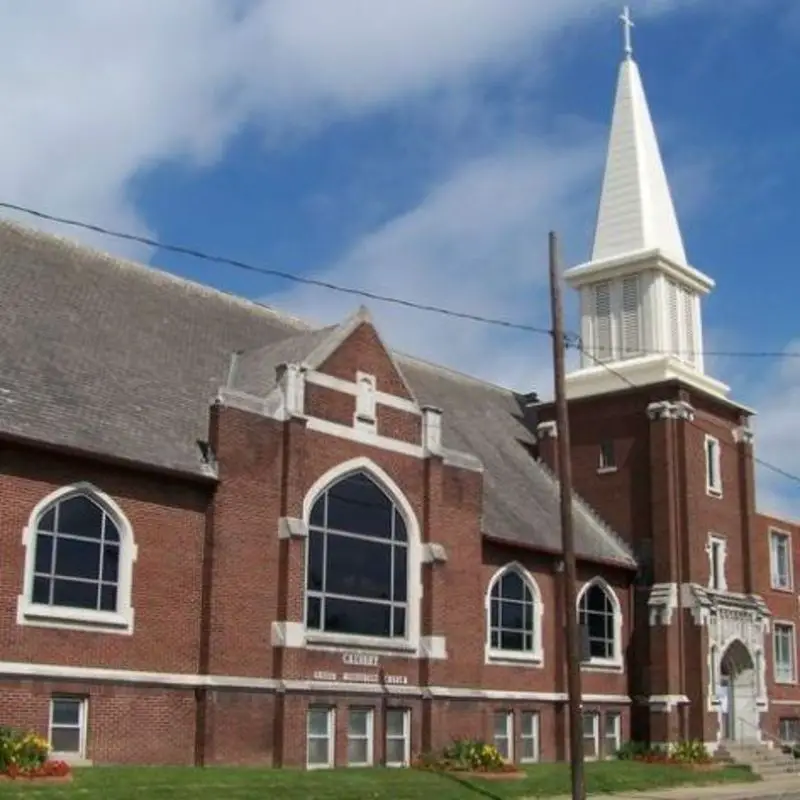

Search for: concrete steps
xmin=718 ymin=743 xmax=800 ymax=779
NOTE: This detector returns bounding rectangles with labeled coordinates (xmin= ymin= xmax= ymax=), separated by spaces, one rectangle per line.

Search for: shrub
xmin=669 ymin=739 xmax=710 ymax=765
xmin=0 ymin=728 xmax=54 ymax=776
xmin=615 ymin=739 xmax=710 ymax=766
xmin=615 ymin=741 xmax=653 ymax=761
xmin=414 ymin=738 xmax=514 ymax=773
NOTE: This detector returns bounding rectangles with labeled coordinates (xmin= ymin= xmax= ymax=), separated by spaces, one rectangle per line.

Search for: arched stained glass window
xmin=31 ymin=493 xmax=122 ymax=613
xmin=305 ymin=472 xmax=407 ymax=639
xmin=489 ymin=569 xmax=536 ymax=653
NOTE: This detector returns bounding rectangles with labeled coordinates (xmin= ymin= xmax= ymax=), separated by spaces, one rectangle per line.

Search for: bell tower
xmin=564 ymin=7 xmax=728 ymax=401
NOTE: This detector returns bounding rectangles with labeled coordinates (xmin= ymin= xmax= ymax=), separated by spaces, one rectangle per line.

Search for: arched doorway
xmin=719 ymin=640 xmax=759 ymax=742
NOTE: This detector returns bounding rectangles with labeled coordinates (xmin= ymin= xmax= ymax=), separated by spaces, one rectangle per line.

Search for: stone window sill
xmin=17 ymin=597 xmax=133 ymax=635
xmin=486 ymin=649 xmax=543 ymax=667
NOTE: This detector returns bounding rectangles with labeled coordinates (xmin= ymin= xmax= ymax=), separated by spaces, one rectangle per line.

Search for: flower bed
xmin=413 ymin=738 xmax=526 ymax=780
xmin=615 ymin=739 xmax=717 ymax=769
xmin=0 ymin=726 xmax=72 ymax=783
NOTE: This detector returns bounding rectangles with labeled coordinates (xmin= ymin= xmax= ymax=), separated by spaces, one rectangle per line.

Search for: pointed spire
xmin=590 ymin=16 xmax=687 ymax=265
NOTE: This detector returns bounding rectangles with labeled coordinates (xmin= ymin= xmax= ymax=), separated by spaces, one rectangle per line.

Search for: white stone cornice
xmin=647 ymin=583 xmax=678 ymax=626
xmin=646 ymin=400 xmax=695 ymax=422
xmin=536 ymin=420 xmax=558 ymax=439
xmin=733 ymin=425 xmax=755 ymax=446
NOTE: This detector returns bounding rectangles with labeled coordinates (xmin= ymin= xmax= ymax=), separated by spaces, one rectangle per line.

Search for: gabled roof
xmin=591 ymin=54 xmax=686 ymax=265
xmin=0 ymin=219 xmax=635 ymax=568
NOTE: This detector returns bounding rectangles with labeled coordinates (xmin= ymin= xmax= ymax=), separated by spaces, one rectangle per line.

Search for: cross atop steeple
xmin=620 ymin=6 xmax=634 ymax=59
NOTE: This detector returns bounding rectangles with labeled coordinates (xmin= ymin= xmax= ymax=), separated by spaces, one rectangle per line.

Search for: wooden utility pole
xmin=548 ymin=231 xmax=586 ymax=800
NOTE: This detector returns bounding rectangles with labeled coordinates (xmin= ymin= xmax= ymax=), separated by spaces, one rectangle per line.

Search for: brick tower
xmin=535 ymin=14 xmax=768 ymax=749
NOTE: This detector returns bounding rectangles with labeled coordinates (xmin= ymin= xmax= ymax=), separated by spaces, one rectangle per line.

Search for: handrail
xmin=735 ymin=715 xmax=799 ymax=774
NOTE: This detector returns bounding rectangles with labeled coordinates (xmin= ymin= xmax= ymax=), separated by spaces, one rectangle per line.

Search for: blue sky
xmin=2 ymin=0 xmax=799 ymax=513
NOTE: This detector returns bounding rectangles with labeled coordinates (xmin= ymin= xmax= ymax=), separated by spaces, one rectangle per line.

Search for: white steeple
xmin=564 ymin=7 xmax=729 ymax=401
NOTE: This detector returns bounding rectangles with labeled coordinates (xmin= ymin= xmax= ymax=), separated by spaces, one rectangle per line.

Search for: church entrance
xmin=719 ymin=640 xmax=759 ymax=743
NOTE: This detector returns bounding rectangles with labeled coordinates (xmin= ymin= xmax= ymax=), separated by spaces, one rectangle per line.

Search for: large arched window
xmin=305 ymin=471 xmax=408 ymax=640
xmin=486 ymin=564 xmax=543 ymax=664
xmin=577 ymin=579 xmax=622 ymax=667
xmin=19 ymin=484 xmax=137 ymax=634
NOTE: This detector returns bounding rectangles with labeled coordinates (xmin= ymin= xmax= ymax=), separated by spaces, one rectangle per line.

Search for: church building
xmin=0 ymin=19 xmax=799 ymax=769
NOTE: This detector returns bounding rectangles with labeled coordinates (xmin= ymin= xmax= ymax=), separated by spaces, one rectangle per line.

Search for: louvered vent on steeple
xmin=621 ymin=275 xmax=642 ymax=357
xmin=593 ymin=281 xmax=613 ymax=361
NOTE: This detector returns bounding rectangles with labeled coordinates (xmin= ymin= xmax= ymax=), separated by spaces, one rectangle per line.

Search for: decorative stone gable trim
xmin=733 ymin=425 xmax=755 ymax=445
xmin=278 ymin=517 xmax=308 ymax=540
xmin=421 ymin=542 xmax=448 ymax=564
xmin=646 ymin=400 xmax=695 ymax=421
xmin=536 ymin=420 xmax=557 ymax=439
xmin=276 ymin=362 xmax=306 ymax=418
xmin=421 ymin=406 xmax=443 ymax=455
xmin=647 ymin=583 xmax=678 ymax=626
xmin=353 ymin=371 xmax=378 ymax=433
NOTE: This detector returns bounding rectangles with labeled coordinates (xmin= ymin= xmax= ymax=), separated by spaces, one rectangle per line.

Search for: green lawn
xmin=0 ymin=762 xmax=757 ymax=799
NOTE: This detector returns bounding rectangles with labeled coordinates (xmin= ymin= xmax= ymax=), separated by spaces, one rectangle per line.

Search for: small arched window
xmin=305 ymin=471 xmax=408 ymax=640
xmin=578 ymin=580 xmax=621 ymax=666
xmin=19 ymin=484 xmax=137 ymax=634
xmin=486 ymin=565 xmax=543 ymax=664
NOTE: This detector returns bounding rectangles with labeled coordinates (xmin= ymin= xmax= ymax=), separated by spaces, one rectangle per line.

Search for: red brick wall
xmin=756 ymin=512 xmax=800 ymax=729
xmin=0 ymin=319 xmax=637 ymax=766
xmin=0 ymin=680 xmax=196 ymax=765
xmin=0 ymin=445 xmax=208 ymax=674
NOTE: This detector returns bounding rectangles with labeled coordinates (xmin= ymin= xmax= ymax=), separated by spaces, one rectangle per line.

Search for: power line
xmin=1 ymin=198 xmax=797 ymax=486
xmin=2 ymin=199 xmax=800 ymax=363
xmin=573 ymin=341 xmax=800 ymax=487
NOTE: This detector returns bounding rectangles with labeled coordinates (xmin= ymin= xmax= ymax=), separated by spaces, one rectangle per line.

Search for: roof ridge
xmin=0 ymin=217 xmax=313 ymax=331
xmin=394 ymin=350 xmax=519 ymax=395
xmin=534 ymin=459 xmax=636 ymax=564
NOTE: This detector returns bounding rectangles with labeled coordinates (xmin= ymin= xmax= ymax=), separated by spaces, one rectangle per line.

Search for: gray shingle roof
xmin=0 ymin=220 xmax=635 ymax=568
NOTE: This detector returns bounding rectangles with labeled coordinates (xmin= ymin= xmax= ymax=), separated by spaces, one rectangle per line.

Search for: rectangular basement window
xmin=520 ymin=711 xmax=540 ymax=763
xmin=347 ymin=708 xmax=374 ymax=767
xmin=493 ymin=711 xmax=513 ymax=761
xmin=49 ymin=696 xmax=88 ymax=759
xmin=582 ymin=712 xmax=599 ymax=760
xmin=385 ymin=708 xmax=410 ymax=767
xmin=307 ymin=707 xmax=334 ymax=769
xmin=604 ymin=713 xmax=621 ymax=758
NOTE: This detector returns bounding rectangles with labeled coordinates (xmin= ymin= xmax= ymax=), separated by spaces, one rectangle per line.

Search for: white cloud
xmin=0 ymin=0 xmax=683 ymax=250
xmin=745 ymin=344 xmax=800 ymax=521
xmin=4 ymin=0 xmax=796 ymax=515
xmin=270 ymin=138 xmax=601 ymax=393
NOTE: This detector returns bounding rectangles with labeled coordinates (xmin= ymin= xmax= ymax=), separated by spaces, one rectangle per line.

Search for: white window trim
xmin=704 ymin=435 xmax=722 ymax=497
xmin=307 ymin=707 xmax=335 ymax=770
xmin=48 ymin=696 xmax=88 ymax=761
xmin=577 ymin=578 xmax=624 ymax=671
xmin=520 ymin=711 xmax=540 ymax=763
xmin=347 ymin=707 xmax=374 ymax=767
xmin=301 ymin=457 xmax=422 ymax=656
xmin=485 ymin=563 xmax=544 ymax=667
xmin=770 ymin=528 xmax=793 ymax=592
xmin=582 ymin=711 xmax=600 ymax=761
xmin=774 ymin=622 xmax=797 ymax=685
xmin=604 ymin=712 xmax=622 ymax=758
xmin=385 ymin=708 xmax=410 ymax=767
xmin=706 ymin=534 xmax=728 ymax=592
xmin=493 ymin=710 xmax=513 ymax=762
xmin=17 ymin=483 xmax=138 ymax=635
